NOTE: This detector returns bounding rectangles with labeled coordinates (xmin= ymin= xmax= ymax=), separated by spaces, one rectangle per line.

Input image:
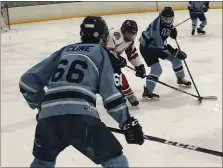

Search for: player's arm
xmin=125 ymin=41 xmax=141 ymax=66
xmin=19 ymin=48 xmax=64 ymax=109
xmin=106 ymin=33 xmax=127 ymax=68
xmin=97 ymin=47 xmax=144 ymax=145
xmin=125 ymin=41 xmax=146 ymax=78
xmin=106 ymin=32 xmax=116 ymax=51
xmin=150 ymin=17 xmax=178 ymax=56
xmin=100 ymin=48 xmax=144 ymax=145
xmin=99 ymin=48 xmax=129 ymax=127
xmin=150 ymin=19 xmax=173 ymax=57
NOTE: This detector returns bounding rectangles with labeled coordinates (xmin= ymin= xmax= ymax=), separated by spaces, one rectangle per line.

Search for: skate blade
xmin=142 ymin=97 xmax=159 ymax=102
xmin=178 ymin=84 xmax=192 ymax=88
xmin=127 ymin=101 xmax=139 ymax=107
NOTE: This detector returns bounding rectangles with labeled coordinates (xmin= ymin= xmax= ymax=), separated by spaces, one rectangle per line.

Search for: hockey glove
xmin=175 ymin=49 xmax=187 ymax=60
xmin=135 ymin=64 xmax=146 ymax=79
xmin=170 ymin=28 xmax=178 ymax=39
xmin=165 ymin=44 xmax=176 ymax=55
xmin=118 ymin=56 xmax=127 ymax=68
xmin=122 ymin=117 xmax=144 ymax=145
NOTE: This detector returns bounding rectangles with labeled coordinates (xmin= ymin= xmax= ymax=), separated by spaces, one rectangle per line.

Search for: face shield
xmin=161 ymin=16 xmax=174 ymax=27
xmin=123 ymin=31 xmax=137 ymax=42
xmin=100 ymin=25 xmax=109 ymax=46
xmin=100 ymin=32 xmax=109 ymax=46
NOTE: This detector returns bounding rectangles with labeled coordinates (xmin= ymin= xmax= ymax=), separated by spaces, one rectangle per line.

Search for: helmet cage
xmin=161 ymin=15 xmax=174 ymax=27
xmin=123 ymin=30 xmax=137 ymax=42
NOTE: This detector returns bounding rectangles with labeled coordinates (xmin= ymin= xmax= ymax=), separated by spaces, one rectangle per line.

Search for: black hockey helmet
xmin=160 ymin=7 xmax=175 ymax=27
xmin=121 ymin=20 xmax=138 ymax=42
xmin=80 ymin=16 xmax=109 ymax=45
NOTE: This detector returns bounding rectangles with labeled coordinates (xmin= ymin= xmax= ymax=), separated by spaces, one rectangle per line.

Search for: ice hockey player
xmin=188 ymin=1 xmax=209 ymax=35
xmin=106 ymin=20 xmax=146 ymax=106
xmin=19 ymin=16 xmax=144 ymax=168
xmin=139 ymin=7 xmax=191 ymax=100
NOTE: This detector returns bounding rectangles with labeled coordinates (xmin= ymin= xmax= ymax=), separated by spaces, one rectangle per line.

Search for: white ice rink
xmin=1 ymin=9 xmax=222 ymax=167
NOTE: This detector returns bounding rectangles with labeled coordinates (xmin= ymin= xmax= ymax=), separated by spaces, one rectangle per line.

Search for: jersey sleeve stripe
xmin=104 ymin=96 xmax=125 ymax=110
xmin=19 ymin=80 xmax=37 ymax=93
xmin=107 ymin=104 xmax=127 ymax=113
xmin=104 ymin=92 xmax=122 ymax=105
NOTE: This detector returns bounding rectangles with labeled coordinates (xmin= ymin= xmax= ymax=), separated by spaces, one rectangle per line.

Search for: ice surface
xmin=1 ymin=9 xmax=222 ymax=167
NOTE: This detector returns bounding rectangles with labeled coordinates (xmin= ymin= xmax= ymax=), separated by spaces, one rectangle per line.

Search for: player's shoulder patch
xmin=113 ymin=32 xmax=121 ymax=40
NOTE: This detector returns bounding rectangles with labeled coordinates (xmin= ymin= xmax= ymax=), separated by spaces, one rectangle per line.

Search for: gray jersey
xmin=189 ymin=1 xmax=209 ymax=13
xmin=19 ymin=43 xmax=129 ymax=126
xmin=139 ymin=15 xmax=172 ymax=49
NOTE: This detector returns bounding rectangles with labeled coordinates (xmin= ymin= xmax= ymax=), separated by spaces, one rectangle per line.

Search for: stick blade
xmin=202 ymin=96 xmax=218 ymax=100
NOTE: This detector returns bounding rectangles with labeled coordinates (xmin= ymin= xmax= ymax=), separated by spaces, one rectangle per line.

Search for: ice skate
xmin=197 ymin=28 xmax=206 ymax=35
xmin=142 ymin=86 xmax=159 ymax=101
xmin=191 ymin=29 xmax=195 ymax=35
xmin=177 ymin=77 xmax=192 ymax=88
xmin=126 ymin=94 xmax=139 ymax=107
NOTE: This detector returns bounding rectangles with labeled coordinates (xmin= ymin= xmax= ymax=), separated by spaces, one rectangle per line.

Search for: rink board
xmin=8 ymin=1 xmax=223 ymax=25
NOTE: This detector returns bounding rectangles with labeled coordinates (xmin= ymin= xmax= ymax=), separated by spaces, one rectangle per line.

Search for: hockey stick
xmin=174 ymin=12 xmax=204 ymax=28
xmin=174 ymin=39 xmax=202 ymax=102
xmin=126 ymin=65 xmax=217 ymax=101
xmin=108 ymin=127 xmax=223 ymax=157
xmin=174 ymin=17 xmax=191 ymax=28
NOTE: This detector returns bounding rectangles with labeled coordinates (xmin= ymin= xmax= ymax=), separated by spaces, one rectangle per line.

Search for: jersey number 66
xmin=51 ymin=59 xmax=88 ymax=83
xmin=113 ymin=73 xmax=122 ymax=87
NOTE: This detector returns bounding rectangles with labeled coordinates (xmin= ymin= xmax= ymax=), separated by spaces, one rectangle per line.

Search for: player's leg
xmin=143 ymin=62 xmax=162 ymax=100
xmin=31 ymin=159 xmax=56 ymax=168
xmin=166 ymin=55 xmax=191 ymax=87
xmin=31 ymin=117 xmax=68 ymax=168
xmin=197 ymin=13 xmax=207 ymax=34
xmin=121 ymin=73 xmax=139 ymax=106
xmin=140 ymin=45 xmax=163 ymax=100
xmin=101 ymin=154 xmax=128 ymax=167
xmin=190 ymin=12 xmax=198 ymax=35
xmin=59 ymin=115 xmax=129 ymax=167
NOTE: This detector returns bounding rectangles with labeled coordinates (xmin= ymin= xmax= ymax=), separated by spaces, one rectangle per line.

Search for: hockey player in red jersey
xmin=106 ymin=20 xmax=146 ymax=107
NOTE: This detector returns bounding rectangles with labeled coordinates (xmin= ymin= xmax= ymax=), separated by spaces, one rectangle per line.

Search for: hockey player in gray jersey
xmin=139 ymin=7 xmax=191 ymax=100
xmin=188 ymin=1 xmax=209 ymax=35
xmin=19 ymin=16 xmax=144 ymax=168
